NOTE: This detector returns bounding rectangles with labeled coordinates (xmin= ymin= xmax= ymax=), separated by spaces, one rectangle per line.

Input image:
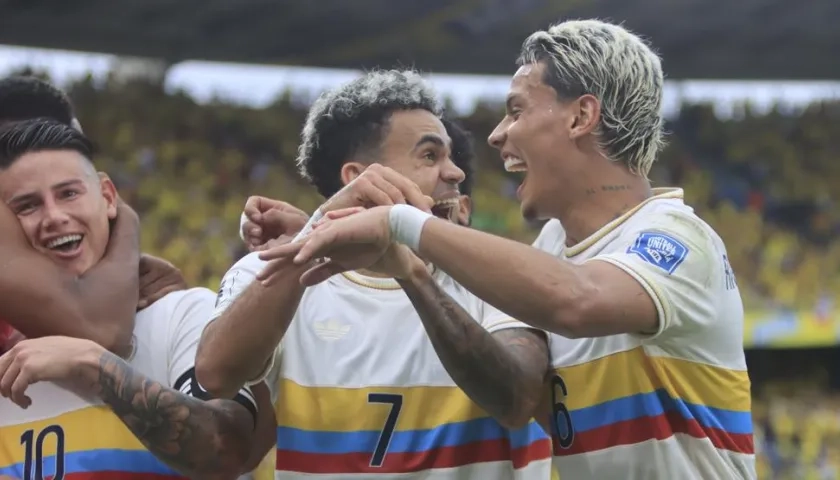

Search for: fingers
xmin=10 ymin=366 xmax=32 ymax=409
xmin=260 ymin=210 xmax=308 ymax=237
xmin=243 ymin=204 xmax=262 ymax=224
xmin=256 ymin=242 xmax=307 ymax=285
xmin=299 ymin=261 xmax=348 ymax=287
xmin=0 ymin=350 xmax=19 ymax=398
xmin=137 ymin=255 xmax=186 ymax=309
xmin=292 ymin=229 xmax=338 ymax=265
xmin=377 ymin=167 xmax=434 ymax=212
xmin=352 ymin=176 xmax=396 ymax=207
xmin=244 ymin=195 xmax=308 ymax=218
xmin=242 ymin=220 xmax=263 ymax=250
xmin=321 ymin=207 xmax=365 ymax=222
xmin=257 ymin=241 xmax=305 ymax=263
xmin=0 ymin=347 xmax=31 ymax=408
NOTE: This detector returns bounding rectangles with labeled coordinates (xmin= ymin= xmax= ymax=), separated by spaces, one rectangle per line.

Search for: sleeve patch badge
xmin=627 ymin=231 xmax=689 ymax=275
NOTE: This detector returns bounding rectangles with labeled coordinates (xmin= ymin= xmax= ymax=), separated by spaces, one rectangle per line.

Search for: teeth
xmin=47 ymin=234 xmax=82 ymax=249
xmin=504 ymin=157 xmax=527 ymax=172
xmin=433 ymin=198 xmax=459 ymax=208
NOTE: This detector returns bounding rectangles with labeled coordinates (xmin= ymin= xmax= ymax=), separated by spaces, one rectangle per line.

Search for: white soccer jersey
xmin=0 ymin=288 xmax=257 ymax=479
xmin=213 ymin=253 xmax=553 ymax=480
xmin=488 ymin=188 xmax=756 ymax=479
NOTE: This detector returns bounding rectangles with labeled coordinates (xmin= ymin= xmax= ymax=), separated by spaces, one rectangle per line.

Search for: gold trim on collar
xmin=564 ymin=188 xmax=684 ymax=258
xmin=340 ymin=264 xmax=437 ymax=291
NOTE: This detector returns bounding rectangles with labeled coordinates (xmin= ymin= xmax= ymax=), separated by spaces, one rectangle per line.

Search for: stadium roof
xmin=1 ymin=0 xmax=838 ymax=80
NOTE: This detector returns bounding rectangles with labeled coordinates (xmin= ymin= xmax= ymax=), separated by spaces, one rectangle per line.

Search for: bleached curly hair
xmin=296 ymin=69 xmax=441 ymax=198
xmin=518 ymin=19 xmax=666 ymax=176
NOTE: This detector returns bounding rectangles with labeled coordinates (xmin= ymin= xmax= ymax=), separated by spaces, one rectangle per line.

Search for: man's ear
xmin=457 ymin=195 xmax=472 ymax=226
xmin=99 ymin=172 xmax=118 ymax=220
xmin=340 ymin=162 xmax=366 ymax=186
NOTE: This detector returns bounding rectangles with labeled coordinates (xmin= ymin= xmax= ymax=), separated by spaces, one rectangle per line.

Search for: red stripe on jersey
xmin=552 ymin=410 xmax=754 ymax=457
xmin=276 ymin=436 xmax=551 ymax=474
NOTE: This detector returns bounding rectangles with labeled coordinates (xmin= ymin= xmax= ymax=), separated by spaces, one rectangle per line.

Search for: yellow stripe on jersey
xmin=557 ymin=347 xmax=750 ymax=413
xmin=0 ymin=404 xmax=181 ymax=478
xmin=276 ymin=379 xmax=487 ymax=432
xmin=0 ymin=405 xmax=145 ymax=462
xmin=252 ymin=450 xmax=275 ymax=480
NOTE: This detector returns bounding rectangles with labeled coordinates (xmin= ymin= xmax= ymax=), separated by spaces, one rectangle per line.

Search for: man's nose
xmin=42 ymin=201 xmax=70 ymax=229
xmin=441 ymin=158 xmax=465 ymax=186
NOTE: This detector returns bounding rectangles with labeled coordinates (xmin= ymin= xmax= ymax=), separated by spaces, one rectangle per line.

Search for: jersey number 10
xmin=20 ymin=425 xmax=66 ymax=480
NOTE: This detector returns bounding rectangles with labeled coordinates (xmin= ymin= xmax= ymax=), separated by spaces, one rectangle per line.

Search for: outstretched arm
xmin=196 ymin=251 xmax=309 ymax=398
xmin=397 ymin=264 xmax=549 ymax=428
xmin=90 ymin=349 xmax=255 ymax=480
xmin=0 ymin=201 xmax=139 ymax=351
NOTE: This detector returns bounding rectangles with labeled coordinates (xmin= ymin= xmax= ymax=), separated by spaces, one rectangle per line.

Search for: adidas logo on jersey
xmin=313 ymin=319 xmax=351 ymax=341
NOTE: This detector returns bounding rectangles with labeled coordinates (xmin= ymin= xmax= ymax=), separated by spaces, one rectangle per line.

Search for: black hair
xmin=0 ymin=76 xmax=75 ymax=127
xmin=296 ymin=69 xmax=442 ymax=198
xmin=0 ymin=118 xmax=93 ymax=169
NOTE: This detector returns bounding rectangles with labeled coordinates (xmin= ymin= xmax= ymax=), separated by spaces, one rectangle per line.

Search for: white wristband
xmin=292 ymin=208 xmax=324 ymax=242
xmin=389 ymin=204 xmax=433 ymax=252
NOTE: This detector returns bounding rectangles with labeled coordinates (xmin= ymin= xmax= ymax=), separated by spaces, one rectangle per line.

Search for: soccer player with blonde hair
xmin=262 ymin=20 xmax=756 ymax=479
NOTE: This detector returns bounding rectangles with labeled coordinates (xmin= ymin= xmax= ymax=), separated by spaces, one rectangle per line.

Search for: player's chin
xmin=518 ymin=187 xmax=538 ymax=221
xmin=60 ymin=252 xmax=96 ymax=276
xmin=520 ymin=201 xmax=539 ymax=222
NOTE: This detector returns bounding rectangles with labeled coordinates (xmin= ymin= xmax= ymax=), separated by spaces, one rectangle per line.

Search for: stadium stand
xmin=8 ymin=72 xmax=838 ymax=479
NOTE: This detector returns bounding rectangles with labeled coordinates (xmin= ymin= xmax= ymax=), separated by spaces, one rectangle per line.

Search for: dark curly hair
xmin=296 ymin=69 xmax=442 ymax=198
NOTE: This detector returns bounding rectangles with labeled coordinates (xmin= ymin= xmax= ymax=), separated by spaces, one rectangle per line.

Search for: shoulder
xmin=137 ymin=287 xmax=216 ymax=323
xmin=619 ymin=201 xmax=723 ymax=276
xmin=224 ymin=252 xmax=268 ymax=279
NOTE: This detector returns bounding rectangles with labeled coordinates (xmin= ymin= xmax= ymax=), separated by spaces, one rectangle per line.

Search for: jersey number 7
xmin=368 ymin=393 xmax=403 ymax=468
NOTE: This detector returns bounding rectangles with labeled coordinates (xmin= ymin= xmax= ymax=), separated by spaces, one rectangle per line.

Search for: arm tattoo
xmin=88 ymin=352 xmax=253 ymax=479
xmin=398 ymin=274 xmax=550 ymax=427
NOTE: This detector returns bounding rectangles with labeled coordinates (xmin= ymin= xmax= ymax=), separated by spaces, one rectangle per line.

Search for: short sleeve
xmin=168 ymin=288 xmax=258 ymax=418
xmin=208 ymin=252 xmax=282 ymax=387
xmin=591 ymin=217 xmax=723 ymax=340
xmin=210 ymin=252 xmax=266 ymax=322
xmin=479 ymin=299 xmax=538 ymax=334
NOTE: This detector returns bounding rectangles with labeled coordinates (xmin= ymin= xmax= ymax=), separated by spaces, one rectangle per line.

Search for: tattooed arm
xmin=0 ymin=335 xmax=256 ymax=480
xmin=84 ymin=350 xmax=254 ymax=480
xmin=397 ymin=266 xmax=549 ymax=429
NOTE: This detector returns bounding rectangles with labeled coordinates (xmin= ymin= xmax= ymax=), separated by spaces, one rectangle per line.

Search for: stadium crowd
xmin=62 ymin=74 xmax=840 ymax=314
xmin=7 ymin=70 xmax=839 ymax=479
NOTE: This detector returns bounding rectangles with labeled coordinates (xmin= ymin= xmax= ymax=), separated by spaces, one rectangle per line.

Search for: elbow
xmin=497 ymin=377 xmax=545 ymax=430
xmin=193 ymin=421 xmax=252 ymax=479
xmin=497 ymin=394 xmax=542 ymax=430
xmin=195 ymin=327 xmax=245 ymax=399
xmin=195 ymin=355 xmax=239 ymax=400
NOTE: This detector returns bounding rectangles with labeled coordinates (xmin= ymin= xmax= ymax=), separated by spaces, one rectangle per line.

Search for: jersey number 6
xmin=21 ymin=425 xmax=65 ymax=480
xmin=368 ymin=393 xmax=403 ymax=468
xmin=551 ymin=374 xmax=575 ymax=450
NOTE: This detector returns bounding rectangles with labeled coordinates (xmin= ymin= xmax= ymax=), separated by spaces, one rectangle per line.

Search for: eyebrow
xmin=8 ymin=179 xmax=85 ymax=204
xmin=412 ymin=134 xmax=449 ymax=152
